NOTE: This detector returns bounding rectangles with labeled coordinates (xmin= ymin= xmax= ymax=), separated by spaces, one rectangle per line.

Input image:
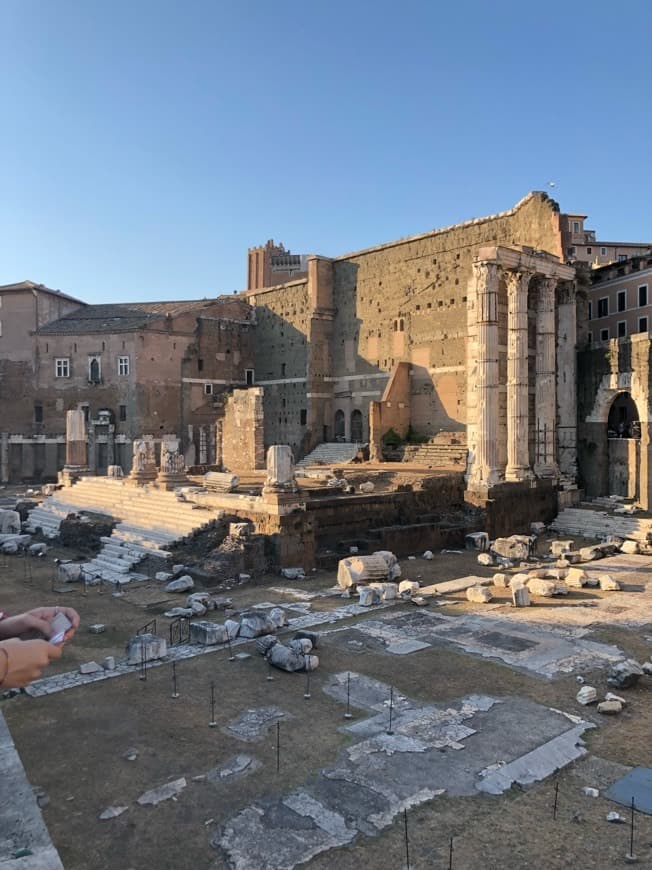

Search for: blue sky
xmin=1 ymin=0 xmax=650 ymax=303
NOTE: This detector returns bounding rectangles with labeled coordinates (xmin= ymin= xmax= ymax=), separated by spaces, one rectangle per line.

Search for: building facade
xmin=586 ymin=254 xmax=652 ymax=344
xmin=561 ymin=213 xmax=650 ymax=269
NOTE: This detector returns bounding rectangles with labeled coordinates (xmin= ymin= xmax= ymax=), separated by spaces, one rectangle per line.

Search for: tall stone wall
xmin=220 ymin=387 xmax=265 ymax=471
xmin=251 ymin=192 xmax=563 ymax=455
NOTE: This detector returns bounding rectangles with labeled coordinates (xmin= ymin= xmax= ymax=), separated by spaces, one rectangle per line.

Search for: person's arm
xmin=0 ymin=638 xmax=63 ymax=689
xmin=0 ymin=607 xmax=80 ymax=643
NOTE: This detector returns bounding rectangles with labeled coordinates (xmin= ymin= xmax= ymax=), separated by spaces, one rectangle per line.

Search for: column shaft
xmin=535 ymin=278 xmax=558 ymax=477
xmin=471 ymin=261 xmax=501 ymax=488
xmin=505 ymin=270 xmax=532 ymax=481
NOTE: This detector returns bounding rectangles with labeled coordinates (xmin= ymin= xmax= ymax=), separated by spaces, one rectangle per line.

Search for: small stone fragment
xmin=422 ymin=550 xmax=434 ymax=560
xmin=88 ymin=623 xmax=106 ymax=634
xmin=256 ymin=635 xmax=278 ymax=656
xmin=165 ymin=575 xmax=194 ymax=593
xmin=511 ymin=586 xmax=531 ymax=607
xmin=477 ymin=552 xmax=494 ymax=567
xmin=190 ymin=621 xmax=228 ymax=646
xmin=102 ymin=656 xmax=116 ymax=671
xmin=597 ymin=700 xmax=622 ymax=715
xmin=608 ymin=659 xmax=643 ymax=689
xmin=576 ymin=686 xmax=598 ymax=705
xmin=599 ymin=575 xmax=621 ymax=591
xmin=137 ymin=777 xmax=187 ymax=806
xmin=123 ymin=748 xmax=139 ymax=761
xmin=466 ymin=585 xmax=493 ymax=603
xmin=551 ymin=540 xmax=574 ymax=556
xmin=292 ymin=630 xmax=319 ymax=648
xmin=79 ymin=661 xmax=102 ymax=675
xmin=492 ymin=573 xmax=509 ymax=588
xmin=398 ymin=580 xmax=420 ymax=596
xmin=607 ymin=811 xmax=625 ymax=823
xmin=620 ymin=539 xmax=640 ymax=554
xmin=268 ymin=607 xmax=288 ymax=629
xmin=358 ymin=586 xmax=378 ymax=606
xmin=605 ymin=691 xmax=626 ymax=705
xmin=527 ymin=578 xmax=557 ymax=597
xmin=582 ymin=787 xmax=599 ymax=798
xmin=281 ymin=567 xmax=305 ymax=580
xmin=155 ymin=572 xmax=173 ymax=582
xmin=566 ymin=567 xmax=588 ymax=587
xmin=125 ymin=633 xmax=168 ymax=664
xmin=99 ymin=806 xmax=128 ymax=820
xmin=579 ymin=545 xmax=603 ymax=562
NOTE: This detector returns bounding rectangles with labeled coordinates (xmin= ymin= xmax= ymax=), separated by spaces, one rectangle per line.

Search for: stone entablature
xmin=465 ymin=246 xmax=575 ymax=493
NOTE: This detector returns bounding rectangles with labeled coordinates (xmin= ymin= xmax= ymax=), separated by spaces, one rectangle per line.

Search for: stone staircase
xmin=384 ymin=432 xmax=467 ymax=467
xmin=550 ymin=507 xmax=652 ymax=543
xmin=297 ymin=442 xmax=366 ymax=468
xmin=26 ymin=477 xmax=224 ymax=584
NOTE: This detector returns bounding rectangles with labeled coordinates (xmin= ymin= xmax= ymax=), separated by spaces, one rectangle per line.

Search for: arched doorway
xmin=334 ymin=410 xmax=345 ymax=442
xmin=350 ymin=409 xmax=363 ymax=443
xmin=607 ymin=392 xmax=641 ymax=498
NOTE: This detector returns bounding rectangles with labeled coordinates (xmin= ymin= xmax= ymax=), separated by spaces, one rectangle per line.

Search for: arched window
xmin=334 ymin=410 xmax=345 ymax=441
xmin=351 ymin=409 xmax=363 ymax=443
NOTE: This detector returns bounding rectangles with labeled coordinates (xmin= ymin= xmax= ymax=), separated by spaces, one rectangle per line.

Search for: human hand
xmin=0 ymin=638 xmax=63 ymax=688
xmin=0 ymin=607 xmax=80 ymax=643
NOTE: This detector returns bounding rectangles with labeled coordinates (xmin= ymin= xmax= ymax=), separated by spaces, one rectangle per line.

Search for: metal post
xmin=171 ymin=661 xmax=179 ymax=699
xmin=344 ymin=672 xmax=352 ymax=719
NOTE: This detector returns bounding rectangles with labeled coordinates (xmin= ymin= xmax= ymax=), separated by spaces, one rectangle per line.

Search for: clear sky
xmin=2 ymin=0 xmax=650 ymax=303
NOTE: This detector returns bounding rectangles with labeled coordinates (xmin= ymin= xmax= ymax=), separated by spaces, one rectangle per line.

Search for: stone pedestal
xmin=60 ymin=409 xmax=88 ymax=485
xmin=262 ymin=445 xmax=298 ymax=494
xmin=156 ymin=437 xmax=188 ymax=490
xmin=129 ymin=437 xmax=157 ymax=485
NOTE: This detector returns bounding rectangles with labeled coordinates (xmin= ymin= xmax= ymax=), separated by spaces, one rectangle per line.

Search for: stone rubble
xmin=99 ymin=806 xmax=129 ymax=820
xmin=466 ymin=585 xmax=493 ymax=603
xmin=137 ymin=777 xmax=187 ymax=806
xmin=165 ymin=575 xmax=194 ymax=593
xmin=607 ymin=659 xmax=644 ymax=689
xmin=125 ymin=633 xmax=168 ymax=665
xmin=576 ymin=686 xmax=598 ymax=705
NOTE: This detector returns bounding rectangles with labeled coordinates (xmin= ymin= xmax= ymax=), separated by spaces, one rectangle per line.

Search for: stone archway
xmin=350 ymin=409 xmax=363 ymax=443
xmin=334 ymin=410 xmax=345 ymax=442
xmin=607 ymin=392 xmax=641 ymax=499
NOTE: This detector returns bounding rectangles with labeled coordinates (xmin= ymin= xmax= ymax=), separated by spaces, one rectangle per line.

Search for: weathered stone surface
xmin=491 ymin=535 xmax=531 ymax=561
xmin=281 ymin=567 xmax=306 ymax=580
xmin=358 ymin=587 xmax=378 ymax=607
xmin=597 ymin=700 xmax=622 ymax=715
xmin=398 ymin=580 xmax=420 ymax=596
xmin=79 ymin=661 xmax=102 ymax=674
xmin=225 ymin=619 xmax=240 ymax=640
xmin=137 ymin=777 xmax=187 ymax=806
xmin=190 ymin=621 xmax=228 ymax=646
xmin=551 ymin=540 xmax=574 ymax=556
xmin=576 ymin=686 xmax=598 ymax=705
xmin=89 ymin=623 xmax=106 ymax=634
xmin=29 ymin=542 xmax=47 ymax=556
xmin=566 ymin=567 xmax=588 ymax=587
xmin=620 ymin=540 xmax=640 ymax=555
xmin=293 ymin=630 xmax=319 ymax=649
xmin=492 ymin=572 xmax=510 ymax=588
xmin=579 ymin=545 xmax=603 ymax=562
xmin=477 ymin=552 xmax=494 ymax=566
xmin=511 ymin=586 xmax=530 ymax=607
xmin=337 ymin=553 xmax=395 ymax=589
xmin=527 ymin=578 xmax=556 ymax=597
xmin=155 ymin=571 xmax=173 ymax=582
xmin=465 ymin=531 xmax=489 ymax=551
xmin=268 ymin=607 xmax=288 ymax=629
xmin=608 ymin=659 xmax=643 ymax=689
xmin=256 ymin=635 xmax=278 ymax=656
xmin=359 ymin=481 xmax=375 ymax=493
xmin=368 ymin=582 xmax=398 ymax=601
xmin=164 ymin=607 xmax=193 ymax=619
xmin=229 ymin=522 xmax=251 ymax=539
xmin=288 ymin=638 xmax=313 ymax=655
xmin=642 ymin=661 xmax=652 ymax=675
xmin=57 ymin=561 xmax=83 ymax=583
xmin=126 ymin=633 xmax=167 ymax=664
xmin=99 ymin=806 xmax=128 ymax=820
xmin=239 ymin=612 xmax=276 ymax=638
xmin=268 ymin=643 xmax=306 ymax=672
xmin=165 ymin=575 xmax=194 ymax=593
xmin=423 ymin=575 xmax=491 ymax=595
xmin=0 ymin=510 xmax=20 ymax=534
xmin=531 ymin=522 xmax=546 ymax=535
xmin=102 ymin=656 xmax=116 ymax=671
xmin=510 ymin=573 xmax=530 ymax=588
xmin=422 ymin=550 xmax=434 ymax=560
xmin=466 ymin=585 xmax=493 ymax=603
xmin=599 ymin=575 xmax=621 ymax=592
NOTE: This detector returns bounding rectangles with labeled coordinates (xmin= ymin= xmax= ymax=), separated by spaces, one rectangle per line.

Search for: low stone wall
xmin=465 ymin=479 xmax=558 ymax=539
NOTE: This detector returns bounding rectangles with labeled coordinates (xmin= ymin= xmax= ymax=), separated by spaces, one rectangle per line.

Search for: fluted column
xmin=556 ymin=283 xmax=578 ymax=485
xmin=534 ymin=277 xmax=559 ymax=477
xmin=470 ymin=261 xmax=501 ymax=488
xmin=505 ymin=270 xmax=533 ymax=481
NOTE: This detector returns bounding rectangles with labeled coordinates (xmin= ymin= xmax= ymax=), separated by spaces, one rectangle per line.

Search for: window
xmin=55 ymin=358 xmax=70 ymax=378
xmin=597 ymin=297 xmax=609 ymax=318
xmin=568 ymin=247 xmax=576 ymax=256
xmin=617 ymin=321 xmax=627 ymax=338
xmin=300 ymin=409 xmax=307 ymax=426
xmin=617 ymin=290 xmax=626 ymax=312
xmin=588 ymin=301 xmax=593 ymax=320
xmin=34 ymin=403 xmax=43 ymax=423
xmin=573 ymin=221 xmax=580 ymax=233
xmin=281 ymin=363 xmax=286 ymax=377
xmin=119 ymin=404 xmax=127 ymax=422
xmin=197 ymin=358 xmax=204 ymax=372
xmin=639 ymin=285 xmax=648 ymax=307
xmin=600 ymin=328 xmax=609 ymax=341
xmin=618 ymin=254 xmax=627 ymax=262
xmin=245 ymin=368 xmax=254 ymax=385
xmin=118 ymin=356 xmax=130 ymax=376
xmin=88 ymin=356 xmax=101 ymax=383
xmin=601 ymin=247 xmax=607 ymax=256
xmin=639 ymin=316 xmax=648 ymax=333
xmin=81 ymin=404 xmax=90 ymax=422
xmin=587 ymin=331 xmax=593 ymax=344
xmin=204 ymin=383 xmax=213 ymax=396
xmin=587 ymin=247 xmax=592 ymax=255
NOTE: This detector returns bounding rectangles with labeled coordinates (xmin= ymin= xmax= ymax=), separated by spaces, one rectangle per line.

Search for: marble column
xmin=472 ymin=261 xmax=501 ymax=488
xmin=556 ymin=282 xmax=578 ymax=485
xmin=534 ymin=277 xmax=559 ymax=477
xmin=505 ymin=270 xmax=533 ymax=481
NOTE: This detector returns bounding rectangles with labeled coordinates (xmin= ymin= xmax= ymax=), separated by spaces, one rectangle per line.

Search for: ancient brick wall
xmin=369 ymin=362 xmax=411 ymax=460
xmin=220 ymin=387 xmax=265 ymax=471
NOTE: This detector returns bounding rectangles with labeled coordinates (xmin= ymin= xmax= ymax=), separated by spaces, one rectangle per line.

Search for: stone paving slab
xmin=214 ymin=674 xmax=592 ymax=868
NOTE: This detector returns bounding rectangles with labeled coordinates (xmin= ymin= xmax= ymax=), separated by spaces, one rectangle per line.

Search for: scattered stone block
xmin=608 ymin=659 xmax=644 ymax=689
xmin=57 ymin=561 xmax=83 ymax=583
xmin=204 ymin=471 xmax=239 ymax=492
xmin=293 ymin=630 xmax=319 ymax=648
xmin=422 ymin=550 xmax=434 ymax=560
xmin=224 ymin=619 xmax=240 ymax=640
xmin=99 ymin=806 xmax=128 ymax=820
xmin=399 ymin=580 xmax=420 ymax=596
xmin=465 ymin=532 xmax=489 ymax=551
xmin=531 ymin=522 xmax=546 ymax=535
xmin=337 ymin=553 xmax=391 ymax=589
xmin=29 ymin=542 xmax=47 ymax=556
xmin=579 ymin=545 xmax=603 ymax=562
xmin=566 ymin=567 xmax=588 ymax=587
xmin=599 ymin=575 xmax=621 ymax=592
xmin=256 ymin=635 xmax=278 ymax=656
xmin=89 ymin=623 xmax=106 ymax=634
xmin=229 ymin=522 xmax=251 ymax=538
xmin=510 ymin=573 xmax=530 ymax=588
xmin=466 ymin=585 xmax=493 ymax=603
xmin=239 ymin=612 xmax=276 ymax=638
xmin=288 ymin=638 xmax=313 ymax=655
xmin=0 ymin=510 xmax=20 ymax=534
xmin=511 ymin=586 xmax=530 ymax=607
xmin=268 ymin=643 xmax=308 ymax=672
xmin=582 ymin=787 xmax=599 ymax=798
xmin=166 ymin=575 xmax=194 ymax=593
xmin=172 ymin=564 xmax=186 ymax=574
xmin=607 ymin=811 xmax=625 ymax=823
xmin=492 ymin=535 xmax=531 ymax=561
xmin=605 ymin=692 xmax=626 ymax=705
xmin=358 ymin=586 xmax=379 ymax=606
xmin=551 ymin=540 xmax=574 ymax=557
xmin=423 ymin=575 xmax=491 ymax=595
xmin=477 ymin=552 xmax=494 ymax=567
xmin=527 ymin=578 xmax=557 ymax=597
xmin=126 ymin=633 xmax=167 ymax=664
xmin=492 ymin=572 xmax=509 ymax=588
xmin=369 ymin=582 xmax=398 ymax=601
xmin=190 ymin=621 xmax=229 ymax=646
xmin=620 ymin=540 xmax=640 ymax=555
xmin=155 ymin=571 xmax=173 ymax=582
xmin=576 ymin=686 xmax=598 ymax=705
xmin=164 ymin=607 xmax=193 ymax=619
xmin=102 ymin=656 xmax=116 ymax=671
xmin=234 ymin=652 xmax=251 ymax=661
xmin=79 ymin=661 xmax=102 ymax=675
xmin=585 ymin=576 xmax=600 ymax=588
xmin=359 ymin=481 xmax=375 ymax=493
xmin=268 ymin=607 xmax=288 ymax=629
xmin=137 ymin=777 xmax=187 ymax=806
xmin=642 ymin=661 xmax=652 ymax=675
xmin=281 ymin=567 xmax=305 ymax=580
